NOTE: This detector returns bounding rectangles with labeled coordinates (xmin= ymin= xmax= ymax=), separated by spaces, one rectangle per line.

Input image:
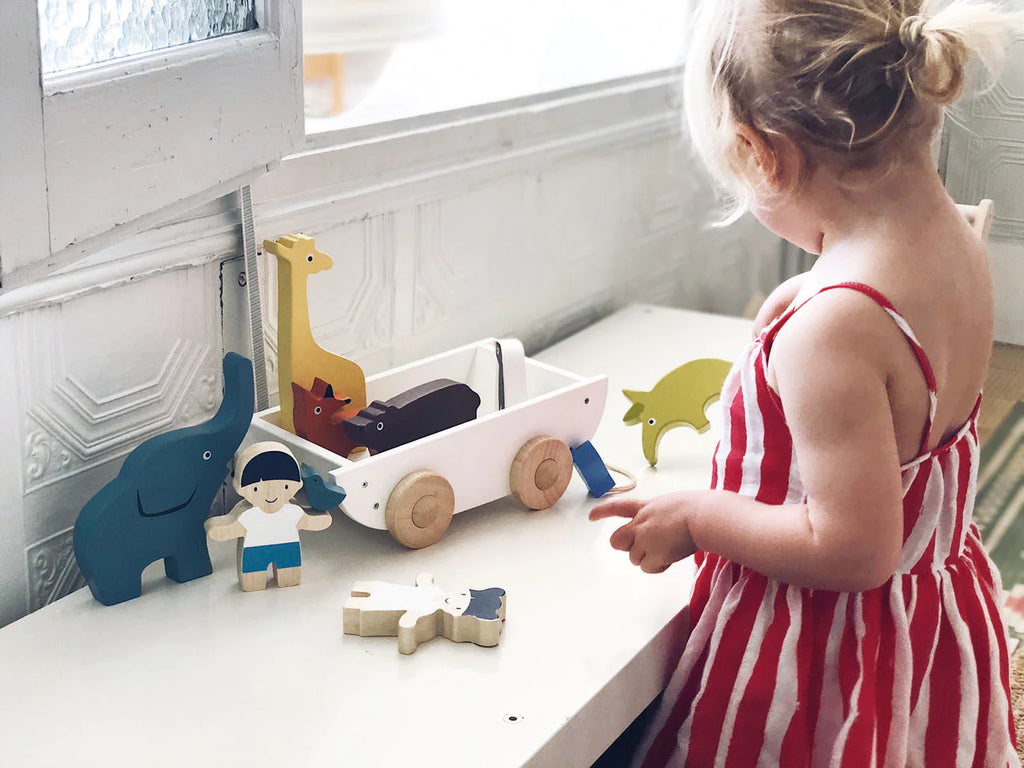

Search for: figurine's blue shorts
xmin=241 ymin=542 xmax=301 ymax=573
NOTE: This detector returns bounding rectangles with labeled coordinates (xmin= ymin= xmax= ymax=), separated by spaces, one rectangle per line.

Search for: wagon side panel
xmin=332 ymin=376 xmax=608 ymax=530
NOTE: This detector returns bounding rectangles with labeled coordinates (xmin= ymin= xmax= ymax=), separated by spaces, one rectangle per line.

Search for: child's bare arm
xmin=592 ymin=293 xmax=905 ymax=591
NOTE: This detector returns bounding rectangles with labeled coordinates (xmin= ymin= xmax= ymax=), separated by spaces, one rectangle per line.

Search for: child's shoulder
xmin=763 ymin=280 xmax=924 ymax=415
xmin=771 ymin=283 xmax=903 ymax=364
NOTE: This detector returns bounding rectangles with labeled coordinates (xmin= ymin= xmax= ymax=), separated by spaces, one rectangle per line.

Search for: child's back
xmin=774 ymin=161 xmax=994 ymax=465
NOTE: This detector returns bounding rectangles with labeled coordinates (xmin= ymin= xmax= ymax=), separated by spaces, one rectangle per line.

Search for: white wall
xmin=0 ymin=74 xmax=778 ymax=626
xmin=942 ymin=20 xmax=1024 ymax=345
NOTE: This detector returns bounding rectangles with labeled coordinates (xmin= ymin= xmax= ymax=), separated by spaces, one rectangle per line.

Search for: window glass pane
xmin=39 ymin=0 xmax=257 ymax=74
xmin=303 ymin=0 xmax=687 ymax=133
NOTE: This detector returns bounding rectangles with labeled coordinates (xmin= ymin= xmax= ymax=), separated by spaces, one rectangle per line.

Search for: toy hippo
xmin=341 ymin=378 xmax=481 ymax=453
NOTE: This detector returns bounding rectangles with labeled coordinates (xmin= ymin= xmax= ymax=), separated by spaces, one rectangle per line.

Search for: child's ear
xmin=734 ymin=124 xmax=799 ymax=192
xmin=770 ymin=135 xmax=804 ymax=194
xmin=734 ymin=124 xmax=776 ymax=182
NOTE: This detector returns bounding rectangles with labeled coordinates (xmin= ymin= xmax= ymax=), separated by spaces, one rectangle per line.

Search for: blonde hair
xmin=685 ymin=0 xmax=1021 ymax=222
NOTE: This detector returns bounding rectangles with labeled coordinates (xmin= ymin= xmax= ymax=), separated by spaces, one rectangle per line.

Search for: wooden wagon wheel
xmin=510 ymin=435 xmax=573 ymax=510
xmin=386 ymin=471 xmax=455 ymax=549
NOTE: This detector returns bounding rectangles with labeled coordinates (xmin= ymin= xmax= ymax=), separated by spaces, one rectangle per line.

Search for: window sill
xmin=261 ymin=67 xmax=683 ymax=227
xmin=0 ymin=66 xmax=683 ymax=318
xmin=302 ymin=66 xmax=682 ymax=153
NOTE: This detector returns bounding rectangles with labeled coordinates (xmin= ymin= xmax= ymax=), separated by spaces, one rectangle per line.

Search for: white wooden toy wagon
xmin=246 ymin=338 xmax=608 ymax=548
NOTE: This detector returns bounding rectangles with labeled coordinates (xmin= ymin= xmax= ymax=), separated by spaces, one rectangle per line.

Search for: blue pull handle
xmin=570 ymin=441 xmax=616 ymax=498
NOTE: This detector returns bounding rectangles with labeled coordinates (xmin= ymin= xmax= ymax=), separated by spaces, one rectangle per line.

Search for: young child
xmin=590 ymin=1 xmax=1024 ymax=765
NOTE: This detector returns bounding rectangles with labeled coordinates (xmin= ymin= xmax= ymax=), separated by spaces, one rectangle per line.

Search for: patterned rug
xmin=974 ymin=401 xmax=1024 ymax=757
xmin=977 ymin=402 xmax=1024 ymax=649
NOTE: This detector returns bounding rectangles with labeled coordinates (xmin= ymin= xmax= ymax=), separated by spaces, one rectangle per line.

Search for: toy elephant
xmin=73 ymin=353 xmax=256 ymax=605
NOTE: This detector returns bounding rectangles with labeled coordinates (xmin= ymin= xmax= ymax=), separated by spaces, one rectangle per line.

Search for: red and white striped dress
xmin=634 ymin=282 xmax=1019 ymax=768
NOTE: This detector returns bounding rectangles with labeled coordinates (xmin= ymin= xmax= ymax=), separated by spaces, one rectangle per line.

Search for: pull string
xmin=602 ymin=463 xmax=638 ymax=495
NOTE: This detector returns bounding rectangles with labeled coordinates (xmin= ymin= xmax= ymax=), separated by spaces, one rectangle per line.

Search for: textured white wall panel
xmin=992 ymin=241 xmax=1024 ymax=345
xmin=0 ymin=318 xmax=29 ymax=625
xmin=15 ymin=262 xmax=225 ymax=610
xmin=260 ymin=212 xmax=400 ymax=407
xmin=943 ymin=21 xmax=1024 ymax=345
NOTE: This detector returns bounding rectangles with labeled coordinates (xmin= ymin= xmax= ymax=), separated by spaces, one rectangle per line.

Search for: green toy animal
xmin=622 ymin=358 xmax=733 ymax=467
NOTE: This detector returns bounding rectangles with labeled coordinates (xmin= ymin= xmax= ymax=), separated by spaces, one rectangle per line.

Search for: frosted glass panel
xmin=39 ymin=0 xmax=258 ymax=74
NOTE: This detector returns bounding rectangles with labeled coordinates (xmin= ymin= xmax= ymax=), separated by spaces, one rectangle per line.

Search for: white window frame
xmin=0 ymin=0 xmax=302 ymax=289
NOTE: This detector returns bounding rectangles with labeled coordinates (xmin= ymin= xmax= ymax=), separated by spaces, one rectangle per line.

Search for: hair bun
xmin=899 ymin=14 xmax=929 ymax=53
xmin=898 ymin=12 xmax=969 ymax=105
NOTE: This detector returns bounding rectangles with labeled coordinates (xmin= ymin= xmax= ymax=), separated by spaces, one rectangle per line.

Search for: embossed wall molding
xmin=396 ymin=144 xmax=694 ymax=359
xmin=941 ymin=20 xmax=1024 ymax=342
xmin=958 ymin=137 xmax=1024 ymax=242
xmin=305 ymin=213 xmax=397 ymax=354
xmin=26 ymin=528 xmax=85 ymax=612
xmin=971 ymin=38 xmax=1024 ymax=122
xmin=989 ymin=241 xmax=1024 ymax=345
xmin=16 ymin=266 xmax=224 ymax=494
xmin=410 ymin=178 xmax=531 ymax=340
xmin=973 ymin=78 xmax=1024 ymax=121
xmin=944 ymin=29 xmax=1024 ymax=247
xmin=257 ymin=211 xmax=398 ymax=400
xmin=0 ymin=317 xmax=30 ymax=625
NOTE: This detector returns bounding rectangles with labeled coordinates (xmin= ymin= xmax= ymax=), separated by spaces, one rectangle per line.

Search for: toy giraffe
xmin=263 ymin=234 xmax=367 ymax=433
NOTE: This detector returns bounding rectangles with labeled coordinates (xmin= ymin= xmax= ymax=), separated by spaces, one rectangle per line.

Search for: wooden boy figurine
xmin=205 ymin=441 xmax=332 ymax=591
xmin=343 ymin=573 xmax=506 ymax=654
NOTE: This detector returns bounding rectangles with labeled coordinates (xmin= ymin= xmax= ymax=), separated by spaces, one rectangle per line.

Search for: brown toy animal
xmin=292 ymin=377 xmax=361 ymax=458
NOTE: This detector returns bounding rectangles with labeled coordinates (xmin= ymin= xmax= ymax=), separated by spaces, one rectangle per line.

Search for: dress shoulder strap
xmin=762 ymin=281 xmax=938 ymax=452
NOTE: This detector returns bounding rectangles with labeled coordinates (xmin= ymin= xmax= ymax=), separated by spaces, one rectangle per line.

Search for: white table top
xmin=0 ymin=305 xmax=753 ymax=768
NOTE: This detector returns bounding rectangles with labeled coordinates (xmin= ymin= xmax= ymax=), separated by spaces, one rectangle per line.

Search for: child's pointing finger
xmin=588 ymin=498 xmax=645 ymax=521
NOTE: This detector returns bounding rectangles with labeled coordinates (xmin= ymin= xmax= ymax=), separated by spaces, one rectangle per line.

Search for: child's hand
xmin=589 ymin=493 xmax=697 ymax=573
